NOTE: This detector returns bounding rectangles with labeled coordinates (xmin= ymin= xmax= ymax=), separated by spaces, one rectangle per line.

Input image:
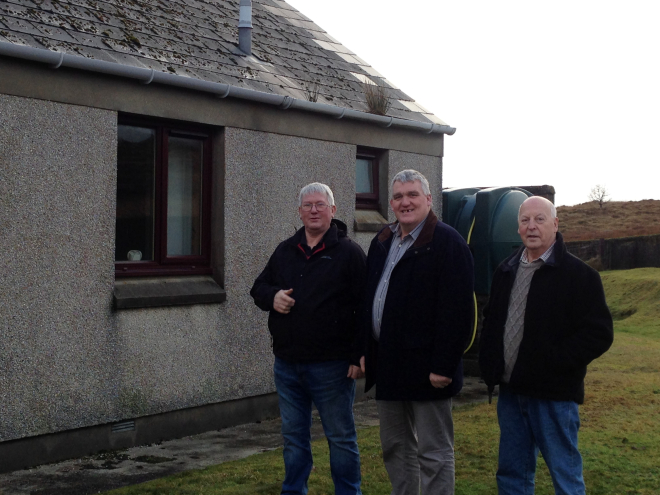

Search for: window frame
xmin=115 ymin=115 xmax=213 ymax=278
xmin=355 ymin=147 xmax=380 ymax=210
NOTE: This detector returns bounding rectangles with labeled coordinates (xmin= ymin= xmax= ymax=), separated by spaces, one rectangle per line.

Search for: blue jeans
xmin=274 ymin=357 xmax=362 ymax=495
xmin=496 ymin=386 xmax=585 ymax=495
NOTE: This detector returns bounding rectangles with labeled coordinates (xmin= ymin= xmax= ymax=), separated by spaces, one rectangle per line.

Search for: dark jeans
xmin=274 ymin=357 xmax=362 ymax=495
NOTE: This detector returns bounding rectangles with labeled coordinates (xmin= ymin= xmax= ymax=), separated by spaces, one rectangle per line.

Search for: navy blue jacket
xmin=362 ymin=211 xmax=475 ymax=401
xmin=251 ymin=220 xmax=366 ymax=364
xmin=479 ymin=232 xmax=613 ymax=404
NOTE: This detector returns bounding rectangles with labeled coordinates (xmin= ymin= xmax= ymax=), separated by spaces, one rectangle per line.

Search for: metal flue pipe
xmin=238 ymin=0 xmax=253 ymax=55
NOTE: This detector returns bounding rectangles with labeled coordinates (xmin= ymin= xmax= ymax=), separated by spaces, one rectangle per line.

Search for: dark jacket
xmin=250 ymin=219 xmax=366 ymax=364
xmin=362 ymin=211 xmax=475 ymax=401
xmin=479 ymin=232 xmax=614 ymax=404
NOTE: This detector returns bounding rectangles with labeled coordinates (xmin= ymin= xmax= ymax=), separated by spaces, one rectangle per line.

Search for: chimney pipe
xmin=238 ymin=0 xmax=252 ymax=55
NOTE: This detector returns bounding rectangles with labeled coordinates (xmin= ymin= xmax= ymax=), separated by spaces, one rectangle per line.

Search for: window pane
xmin=116 ymin=125 xmax=156 ymax=262
xmin=167 ymin=136 xmax=203 ymax=256
xmin=356 ymin=158 xmax=374 ymax=194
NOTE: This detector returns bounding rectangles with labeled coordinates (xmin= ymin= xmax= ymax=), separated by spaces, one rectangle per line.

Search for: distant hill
xmin=557 ymin=200 xmax=660 ymax=242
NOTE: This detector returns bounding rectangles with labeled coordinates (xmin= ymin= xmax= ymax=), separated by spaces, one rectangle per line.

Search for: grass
xmin=558 ymin=199 xmax=660 ymax=241
xmin=363 ymin=80 xmax=391 ymax=116
xmin=105 ymin=268 xmax=660 ymax=495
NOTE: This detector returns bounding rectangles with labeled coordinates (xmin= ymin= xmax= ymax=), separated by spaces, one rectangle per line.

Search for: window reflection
xmin=115 ymin=125 xmax=155 ymax=261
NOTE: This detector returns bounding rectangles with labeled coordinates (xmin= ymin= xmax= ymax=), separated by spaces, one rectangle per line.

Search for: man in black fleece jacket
xmin=480 ymin=196 xmax=613 ymax=495
xmin=251 ymin=182 xmax=366 ymax=495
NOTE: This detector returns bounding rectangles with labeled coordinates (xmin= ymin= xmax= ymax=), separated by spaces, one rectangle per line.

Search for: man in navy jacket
xmin=360 ymin=170 xmax=474 ymax=495
xmin=251 ymin=183 xmax=366 ymax=495
xmin=479 ymin=196 xmax=613 ymax=494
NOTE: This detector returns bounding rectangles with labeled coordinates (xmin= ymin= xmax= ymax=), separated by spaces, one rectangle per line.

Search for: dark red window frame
xmin=115 ymin=116 xmax=213 ymax=278
xmin=356 ymin=147 xmax=380 ymax=210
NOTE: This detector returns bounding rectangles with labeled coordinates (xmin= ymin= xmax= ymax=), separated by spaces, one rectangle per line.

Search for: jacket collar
xmin=503 ymin=231 xmax=566 ymax=272
xmin=377 ymin=210 xmax=438 ymax=248
xmin=288 ymin=219 xmax=345 ymax=249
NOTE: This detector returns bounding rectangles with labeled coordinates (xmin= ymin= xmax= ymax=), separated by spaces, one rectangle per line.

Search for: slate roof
xmin=0 ymin=0 xmax=446 ymax=125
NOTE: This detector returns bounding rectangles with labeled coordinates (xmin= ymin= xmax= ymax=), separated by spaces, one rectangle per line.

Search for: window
xmin=115 ymin=117 xmax=212 ymax=277
xmin=356 ymin=148 xmax=379 ymax=209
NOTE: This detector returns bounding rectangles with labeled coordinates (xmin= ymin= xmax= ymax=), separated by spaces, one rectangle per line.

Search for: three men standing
xmin=252 ymin=175 xmax=611 ymax=495
xmin=251 ymin=183 xmax=366 ymax=495
xmin=361 ymin=170 xmax=475 ymax=495
xmin=480 ymin=196 xmax=613 ymax=494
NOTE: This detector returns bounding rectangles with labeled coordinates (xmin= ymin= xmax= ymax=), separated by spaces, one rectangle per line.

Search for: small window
xmin=356 ymin=148 xmax=379 ymax=209
xmin=115 ymin=117 xmax=212 ymax=277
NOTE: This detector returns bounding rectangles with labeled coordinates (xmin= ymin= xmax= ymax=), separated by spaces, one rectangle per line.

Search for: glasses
xmin=301 ymin=202 xmax=331 ymax=212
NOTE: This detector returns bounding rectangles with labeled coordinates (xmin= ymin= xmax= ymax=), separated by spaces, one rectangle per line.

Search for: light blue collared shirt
xmin=371 ymin=217 xmax=428 ymax=340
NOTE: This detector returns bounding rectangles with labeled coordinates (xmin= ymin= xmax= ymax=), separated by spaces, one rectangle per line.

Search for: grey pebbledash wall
xmin=114 ymin=128 xmax=359 ymax=423
xmin=4 ymin=94 xmax=418 ymax=443
xmin=0 ymin=94 xmax=118 ymax=441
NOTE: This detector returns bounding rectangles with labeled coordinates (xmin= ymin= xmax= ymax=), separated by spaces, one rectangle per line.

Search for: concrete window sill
xmin=354 ymin=209 xmax=389 ymax=232
xmin=113 ymin=276 xmax=226 ymax=309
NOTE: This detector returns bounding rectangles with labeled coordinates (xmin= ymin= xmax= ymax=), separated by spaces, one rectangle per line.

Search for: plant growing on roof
xmin=363 ymin=79 xmax=391 ymax=116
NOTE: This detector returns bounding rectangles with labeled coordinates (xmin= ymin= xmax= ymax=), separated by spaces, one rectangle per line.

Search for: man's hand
xmin=429 ymin=373 xmax=452 ymax=389
xmin=273 ymin=289 xmax=295 ymax=314
xmin=347 ymin=364 xmax=364 ymax=379
xmin=347 ymin=356 xmax=366 ymax=380
xmin=360 ymin=356 xmax=365 ymax=374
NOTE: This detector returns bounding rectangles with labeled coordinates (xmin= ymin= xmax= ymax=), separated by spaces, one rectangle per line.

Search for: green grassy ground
xmin=106 ymin=268 xmax=660 ymax=495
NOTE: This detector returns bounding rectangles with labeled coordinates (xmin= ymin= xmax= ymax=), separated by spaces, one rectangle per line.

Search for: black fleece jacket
xmin=250 ymin=220 xmax=366 ymax=364
xmin=479 ymin=232 xmax=614 ymax=404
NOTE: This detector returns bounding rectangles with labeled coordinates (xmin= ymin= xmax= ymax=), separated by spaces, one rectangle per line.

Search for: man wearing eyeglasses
xmin=251 ymin=182 xmax=366 ymax=495
xmin=360 ymin=169 xmax=474 ymax=495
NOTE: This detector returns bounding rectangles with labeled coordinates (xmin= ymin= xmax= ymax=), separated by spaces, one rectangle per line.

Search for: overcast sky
xmin=286 ymin=0 xmax=660 ymax=206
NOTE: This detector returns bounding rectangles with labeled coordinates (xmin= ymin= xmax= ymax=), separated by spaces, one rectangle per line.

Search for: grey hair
xmin=518 ymin=196 xmax=557 ymax=218
xmin=391 ymin=169 xmax=431 ymax=196
xmin=298 ymin=182 xmax=335 ymax=206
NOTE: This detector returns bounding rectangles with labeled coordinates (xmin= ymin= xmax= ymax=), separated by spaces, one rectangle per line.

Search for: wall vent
xmin=111 ymin=420 xmax=136 ymax=433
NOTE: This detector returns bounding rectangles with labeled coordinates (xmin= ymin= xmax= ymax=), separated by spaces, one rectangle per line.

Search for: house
xmin=0 ymin=0 xmax=455 ymax=471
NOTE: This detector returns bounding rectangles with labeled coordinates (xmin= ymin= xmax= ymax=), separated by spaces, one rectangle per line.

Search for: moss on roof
xmin=0 ymin=0 xmax=443 ymax=123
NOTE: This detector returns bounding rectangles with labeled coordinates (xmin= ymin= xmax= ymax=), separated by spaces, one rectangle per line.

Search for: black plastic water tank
xmin=442 ymin=187 xmax=532 ymax=294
